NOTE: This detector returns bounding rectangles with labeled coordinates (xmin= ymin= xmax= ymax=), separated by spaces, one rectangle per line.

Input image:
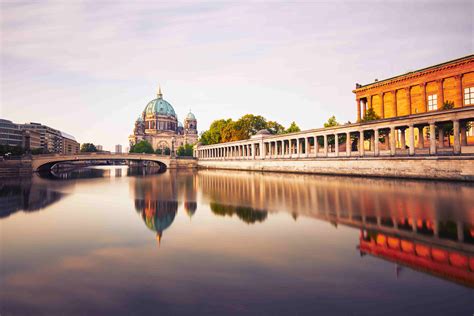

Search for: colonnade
xmin=197 ymin=107 xmax=474 ymax=160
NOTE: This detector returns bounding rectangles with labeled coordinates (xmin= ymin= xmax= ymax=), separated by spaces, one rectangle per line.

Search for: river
xmin=1 ymin=166 xmax=473 ymax=315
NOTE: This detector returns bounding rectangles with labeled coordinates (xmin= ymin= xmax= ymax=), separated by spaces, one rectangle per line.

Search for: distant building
xmin=61 ymin=132 xmax=80 ymax=154
xmin=129 ymin=85 xmax=198 ymax=153
xmin=115 ymin=144 xmax=122 ymax=153
xmin=23 ymin=129 xmax=42 ymax=151
xmin=97 ymin=145 xmax=103 ymax=151
xmin=20 ymin=122 xmax=63 ymax=153
xmin=0 ymin=119 xmax=23 ymax=147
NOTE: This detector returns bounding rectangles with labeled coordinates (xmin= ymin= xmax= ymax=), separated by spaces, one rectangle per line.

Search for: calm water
xmin=1 ymin=166 xmax=473 ymax=315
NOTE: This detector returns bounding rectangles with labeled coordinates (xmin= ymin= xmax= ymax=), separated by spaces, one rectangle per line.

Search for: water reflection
xmin=0 ymin=177 xmax=65 ymax=218
xmin=1 ymin=168 xmax=473 ymax=315
xmin=197 ymin=170 xmax=474 ymax=287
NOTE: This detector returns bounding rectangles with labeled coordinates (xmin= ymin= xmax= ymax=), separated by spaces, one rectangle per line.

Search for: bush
xmin=130 ymin=140 xmax=154 ymax=154
xmin=155 ymin=147 xmax=171 ymax=155
xmin=177 ymin=144 xmax=194 ymax=157
xmin=441 ymin=100 xmax=455 ymax=110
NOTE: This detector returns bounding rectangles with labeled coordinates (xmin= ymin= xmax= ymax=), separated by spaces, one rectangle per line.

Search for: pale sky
xmin=1 ymin=0 xmax=472 ymax=150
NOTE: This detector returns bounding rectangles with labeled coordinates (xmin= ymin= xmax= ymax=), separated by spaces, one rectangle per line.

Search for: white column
xmin=408 ymin=125 xmax=415 ymax=156
xmin=346 ymin=132 xmax=350 ymax=157
xmin=323 ymin=135 xmax=328 ymax=157
xmin=296 ymin=139 xmax=300 ymax=157
xmin=305 ymin=137 xmax=309 ymax=157
xmin=359 ymin=130 xmax=364 ymax=157
xmin=314 ymin=136 xmax=319 ymax=156
xmin=453 ymin=120 xmax=460 ymax=154
xmin=374 ymin=129 xmax=379 ymax=156
xmin=430 ymin=123 xmax=436 ymax=155
xmin=390 ymin=127 xmax=396 ymax=156
xmin=335 ymin=134 xmax=339 ymax=156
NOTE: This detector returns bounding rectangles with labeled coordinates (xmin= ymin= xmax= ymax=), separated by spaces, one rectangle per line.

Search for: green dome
xmin=144 ymin=97 xmax=177 ymax=118
xmin=186 ymin=111 xmax=196 ymax=120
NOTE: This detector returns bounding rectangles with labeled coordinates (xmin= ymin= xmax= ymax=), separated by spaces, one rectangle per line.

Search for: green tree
xmin=267 ymin=121 xmax=285 ymax=134
xmin=441 ymin=100 xmax=455 ymax=110
xmin=284 ymin=121 xmax=301 ymax=134
xmin=324 ymin=115 xmax=340 ymax=128
xmin=177 ymin=144 xmax=194 ymax=157
xmin=361 ymin=108 xmax=381 ymax=122
xmin=80 ymin=143 xmax=97 ymax=152
xmin=130 ymin=140 xmax=154 ymax=154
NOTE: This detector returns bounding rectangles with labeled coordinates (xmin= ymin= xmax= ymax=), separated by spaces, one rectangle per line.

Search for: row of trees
xmin=129 ymin=140 xmax=193 ymax=157
xmin=199 ymin=114 xmax=301 ymax=145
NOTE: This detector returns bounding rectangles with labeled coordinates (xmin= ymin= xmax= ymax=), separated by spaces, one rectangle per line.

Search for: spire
xmin=157 ymin=84 xmax=163 ymax=99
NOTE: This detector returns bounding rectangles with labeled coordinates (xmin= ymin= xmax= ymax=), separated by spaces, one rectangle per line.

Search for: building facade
xmin=115 ymin=144 xmax=122 ymax=153
xmin=20 ymin=122 xmax=79 ymax=154
xmin=0 ymin=119 xmax=23 ymax=147
xmin=353 ymin=54 xmax=474 ymax=121
xmin=129 ymin=86 xmax=198 ymax=152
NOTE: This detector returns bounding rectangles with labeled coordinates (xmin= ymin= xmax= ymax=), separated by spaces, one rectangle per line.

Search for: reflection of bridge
xmin=31 ymin=153 xmax=172 ymax=172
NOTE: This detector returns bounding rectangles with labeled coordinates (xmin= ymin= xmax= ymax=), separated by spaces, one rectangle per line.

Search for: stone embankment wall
xmin=197 ymin=157 xmax=474 ymax=181
xmin=0 ymin=159 xmax=33 ymax=178
xmin=170 ymin=158 xmax=198 ymax=169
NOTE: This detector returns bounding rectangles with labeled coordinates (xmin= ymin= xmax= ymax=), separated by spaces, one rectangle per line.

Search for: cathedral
xmin=129 ymin=86 xmax=198 ymax=152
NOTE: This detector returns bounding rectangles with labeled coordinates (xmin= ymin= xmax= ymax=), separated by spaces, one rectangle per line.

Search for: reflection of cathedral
xmin=128 ymin=86 xmax=198 ymax=151
xmin=132 ymin=170 xmax=198 ymax=245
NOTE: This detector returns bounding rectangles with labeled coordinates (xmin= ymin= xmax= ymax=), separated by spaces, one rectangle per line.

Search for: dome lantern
xmin=157 ymin=84 xmax=163 ymax=99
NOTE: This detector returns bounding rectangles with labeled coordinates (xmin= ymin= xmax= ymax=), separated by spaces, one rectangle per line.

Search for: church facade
xmin=129 ymin=86 xmax=198 ymax=152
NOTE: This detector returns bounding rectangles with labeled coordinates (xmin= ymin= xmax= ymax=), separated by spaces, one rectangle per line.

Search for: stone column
xmin=335 ymin=134 xmax=339 ymax=156
xmin=393 ymin=90 xmax=398 ymax=117
xmin=390 ymin=126 xmax=396 ymax=156
xmin=406 ymin=87 xmax=412 ymax=115
xmin=296 ymin=139 xmax=300 ymax=157
xmin=359 ymin=130 xmax=364 ymax=157
xmin=437 ymin=79 xmax=444 ymax=109
xmin=438 ymin=128 xmax=444 ymax=148
xmin=252 ymin=143 xmax=256 ymax=159
xmin=418 ymin=126 xmax=424 ymax=149
xmin=374 ymin=129 xmax=379 ymax=156
xmin=429 ymin=123 xmax=436 ymax=155
xmin=421 ymin=83 xmax=427 ymax=113
xmin=323 ymin=135 xmax=328 ymax=157
xmin=357 ymin=99 xmax=361 ymax=122
xmin=305 ymin=137 xmax=309 ymax=157
xmin=453 ymin=120 xmax=461 ymax=154
xmin=461 ymin=123 xmax=468 ymax=146
xmin=346 ymin=132 xmax=351 ymax=157
xmin=408 ymin=125 xmax=415 ymax=156
xmin=400 ymin=128 xmax=406 ymax=150
xmin=314 ymin=136 xmax=319 ymax=156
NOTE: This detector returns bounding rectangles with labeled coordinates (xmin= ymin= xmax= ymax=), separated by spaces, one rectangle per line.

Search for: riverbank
xmin=197 ymin=156 xmax=474 ymax=181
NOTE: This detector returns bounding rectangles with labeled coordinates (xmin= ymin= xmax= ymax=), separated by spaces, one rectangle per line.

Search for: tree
xmin=361 ymin=108 xmax=380 ymax=122
xmin=80 ymin=143 xmax=97 ymax=152
xmin=177 ymin=144 xmax=194 ymax=157
xmin=284 ymin=121 xmax=301 ymax=134
xmin=130 ymin=140 xmax=154 ymax=154
xmin=441 ymin=100 xmax=455 ymax=110
xmin=267 ymin=121 xmax=285 ymax=135
xmin=324 ymin=115 xmax=340 ymax=128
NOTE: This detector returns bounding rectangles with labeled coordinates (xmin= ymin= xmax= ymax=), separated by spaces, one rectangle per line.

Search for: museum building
xmin=129 ymin=86 xmax=198 ymax=152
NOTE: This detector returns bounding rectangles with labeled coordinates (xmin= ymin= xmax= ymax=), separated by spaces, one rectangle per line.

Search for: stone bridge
xmin=31 ymin=152 xmax=172 ymax=172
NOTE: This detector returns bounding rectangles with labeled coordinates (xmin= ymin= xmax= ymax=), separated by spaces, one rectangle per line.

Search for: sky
xmin=1 ymin=0 xmax=472 ymax=150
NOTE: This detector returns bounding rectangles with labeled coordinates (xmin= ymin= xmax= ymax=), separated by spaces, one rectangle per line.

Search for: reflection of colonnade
xmin=198 ymin=169 xmax=474 ymax=286
xmin=198 ymin=170 xmax=474 ymax=246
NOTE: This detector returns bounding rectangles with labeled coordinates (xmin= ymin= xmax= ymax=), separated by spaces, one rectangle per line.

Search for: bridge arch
xmin=31 ymin=153 xmax=171 ymax=173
